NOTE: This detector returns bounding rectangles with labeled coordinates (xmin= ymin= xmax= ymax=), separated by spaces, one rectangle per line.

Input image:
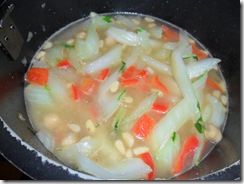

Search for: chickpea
xmin=204 ymin=124 xmax=222 ymax=143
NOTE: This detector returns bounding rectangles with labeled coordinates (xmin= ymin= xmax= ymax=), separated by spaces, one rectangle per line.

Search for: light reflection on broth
xmin=24 ymin=12 xmax=228 ymax=180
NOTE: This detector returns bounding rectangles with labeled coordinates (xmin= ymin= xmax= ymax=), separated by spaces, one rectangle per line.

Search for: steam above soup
xmin=24 ymin=12 xmax=228 ymax=180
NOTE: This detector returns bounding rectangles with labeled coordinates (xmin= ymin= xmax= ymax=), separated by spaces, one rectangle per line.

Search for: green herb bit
xmin=137 ymin=27 xmax=145 ymax=32
xmin=114 ymin=107 xmax=126 ymax=130
xmin=117 ymin=89 xmax=126 ymax=100
xmin=64 ymin=43 xmax=75 ymax=49
xmin=183 ymin=54 xmax=198 ymax=61
xmin=171 ymin=131 xmax=177 ymax=142
xmin=44 ymin=85 xmax=51 ymax=92
xmin=197 ymin=102 xmax=202 ymax=113
xmin=103 ymin=16 xmax=112 ymax=23
xmin=195 ymin=118 xmax=204 ymax=134
xmin=119 ymin=61 xmax=126 ymax=72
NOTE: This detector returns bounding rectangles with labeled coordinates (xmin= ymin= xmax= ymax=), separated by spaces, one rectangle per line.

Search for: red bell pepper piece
xmin=172 ymin=135 xmax=199 ymax=175
xmin=26 ymin=67 xmax=48 ymax=86
xmin=162 ymin=25 xmax=179 ymax=42
xmin=97 ymin=68 xmax=110 ymax=81
xmin=121 ymin=78 xmax=139 ymax=87
xmin=57 ymin=59 xmax=72 ymax=69
xmin=71 ymin=84 xmax=80 ymax=101
xmin=152 ymin=102 xmax=169 ymax=113
xmin=80 ymin=78 xmax=98 ymax=95
xmin=206 ymin=78 xmax=222 ymax=91
xmin=132 ymin=113 xmax=156 ymax=140
xmin=139 ymin=152 xmax=155 ymax=180
xmin=151 ymin=75 xmax=169 ymax=95
xmin=121 ymin=66 xmax=137 ymax=79
xmin=191 ymin=43 xmax=208 ymax=60
xmin=136 ymin=69 xmax=147 ymax=78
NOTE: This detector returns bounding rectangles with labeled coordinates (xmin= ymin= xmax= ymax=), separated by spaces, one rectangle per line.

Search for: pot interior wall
xmin=0 ymin=0 xmax=240 ymax=180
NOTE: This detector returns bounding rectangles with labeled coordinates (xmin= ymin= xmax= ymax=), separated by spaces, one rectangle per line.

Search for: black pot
xmin=0 ymin=0 xmax=240 ymax=180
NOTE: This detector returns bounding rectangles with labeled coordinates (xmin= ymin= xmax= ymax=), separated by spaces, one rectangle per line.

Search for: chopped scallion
xmin=171 ymin=131 xmax=177 ymax=142
xmin=195 ymin=102 xmax=205 ymax=134
xmin=114 ymin=107 xmax=126 ymax=130
xmin=183 ymin=54 xmax=198 ymax=61
xmin=119 ymin=61 xmax=126 ymax=72
xmin=44 ymin=85 xmax=51 ymax=92
xmin=137 ymin=27 xmax=145 ymax=32
xmin=117 ymin=89 xmax=126 ymax=100
xmin=195 ymin=121 xmax=204 ymax=134
xmin=64 ymin=43 xmax=75 ymax=49
xmin=197 ymin=102 xmax=202 ymax=112
xmin=103 ymin=16 xmax=112 ymax=23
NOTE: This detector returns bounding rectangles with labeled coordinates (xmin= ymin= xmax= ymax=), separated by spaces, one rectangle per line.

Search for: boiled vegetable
xmin=191 ymin=43 xmax=208 ymax=60
xmin=162 ymin=25 xmax=179 ymax=42
xmin=172 ymin=135 xmax=199 ymax=175
xmin=97 ymin=68 xmax=110 ymax=81
xmin=132 ymin=113 xmax=156 ymax=140
xmin=77 ymin=155 xmax=152 ymax=179
xmin=186 ymin=58 xmax=221 ymax=79
xmin=57 ymin=59 xmax=72 ymax=69
xmin=122 ymin=92 xmax=158 ymax=130
xmin=140 ymin=54 xmax=172 ymax=75
xmin=84 ymin=45 xmax=122 ymax=73
xmin=155 ymin=132 xmax=180 ymax=170
xmin=24 ymin=84 xmax=52 ymax=104
xmin=26 ymin=67 xmax=49 ymax=86
xmin=137 ymin=27 xmax=151 ymax=54
xmin=139 ymin=152 xmax=155 ymax=180
xmin=106 ymin=27 xmax=140 ymax=46
xmin=151 ymin=75 xmax=169 ymax=95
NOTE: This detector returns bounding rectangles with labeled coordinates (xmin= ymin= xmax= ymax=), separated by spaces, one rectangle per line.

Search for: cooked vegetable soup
xmin=24 ymin=12 xmax=228 ymax=180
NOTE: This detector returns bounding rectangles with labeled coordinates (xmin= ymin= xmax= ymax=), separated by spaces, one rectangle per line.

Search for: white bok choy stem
xmin=121 ymin=92 xmax=158 ymax=131
xmin=48 ymin=72 xmax=69 ymax=101
xmin=192 ymin=72 xmax=208 ymax=104
xmin=154 ymin=132 xmax=180 ymax=169
xmin=77 ymin=156 xmax=151 ymax=180
xmin=45 ymin=46 xmax=64 ymax=68
xmin=91 ymin=15 xmax=112 ymax=30
xmin=193 ymin=133 xmax=205 ymax=165
xmin=102 ymin=90 xmax=126 ymax=120
xmin=98 ymin=47 xmax=140 ymax=102
xmin=206 ymin=94 xmax=227 ymax=130
xmin=75 ymin=24 xmax=100 ymax=61
xmin=140 ymin=54 xmax=172 ymax=76
xmin=151 ymin=98 xmax=191 ymax=152
xmin=84 ymin=45 xmax=122 ymax=74
xmin=67 ymin=48 xmax=84 ymax=72
xmin=24 ymin=85 xmax=52 ymax=105
xmin=150 ymin=70 xmax=207 ymax=153
xmin=186 ymin=58 xmax=221 ymax=79
xmin=141 ymin=54 xmax=220 ymax=80
xmin=115 ymin=15 xmax=138 ymax=30
xmin=137 ymin=28 xmax=151 ymax=54
xmin=56 ymin=134 xmax=122 ymax=166
xmin=56 ymin=135 xmax=151 ymax=179
xmin=36 ymin=131 xmax=55 ymax=152
xmin=106 ymin=27 xmax=140 ymax=46
xmin=171 ymin=33 xmax=200 ymax=120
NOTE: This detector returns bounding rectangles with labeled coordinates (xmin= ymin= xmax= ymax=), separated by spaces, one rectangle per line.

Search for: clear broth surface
xmin=24 ymin=12 xmax=228 ymax=180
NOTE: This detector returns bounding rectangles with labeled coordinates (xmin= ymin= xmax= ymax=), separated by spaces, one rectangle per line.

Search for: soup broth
xmin=24 ymin=12 xmax=228 ymax=180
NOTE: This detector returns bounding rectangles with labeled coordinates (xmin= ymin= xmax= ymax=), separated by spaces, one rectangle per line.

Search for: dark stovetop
xmin=0 ymin=154 xmax=31 ymax=180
